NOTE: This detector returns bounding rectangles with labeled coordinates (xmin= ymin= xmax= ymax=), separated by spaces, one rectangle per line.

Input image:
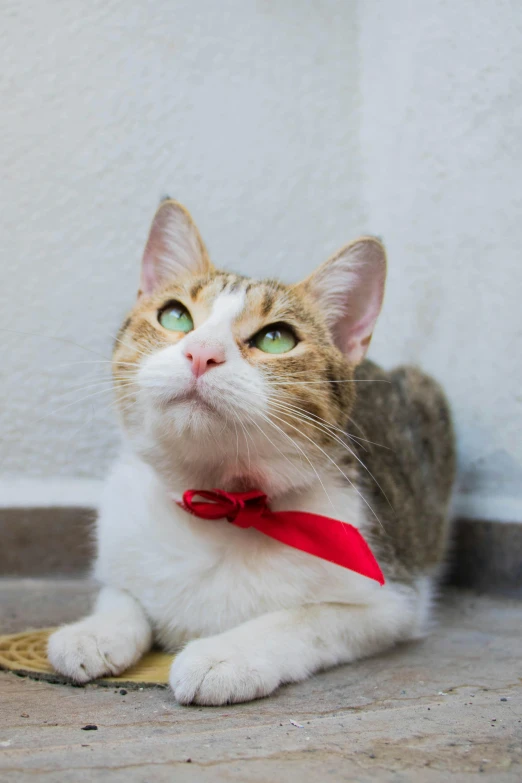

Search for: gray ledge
xmin=0 ymin=507 xmax=95 ymax=577
xmin=448 ymin=518 xmax=522 ymax=598
xmin=0 ymin=507 xmax=521 ymax=597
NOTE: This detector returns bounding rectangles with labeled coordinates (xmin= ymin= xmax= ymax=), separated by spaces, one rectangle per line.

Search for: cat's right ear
xmin=139 ymin=200 xmax=213 ymax=296
xmin=294 ymin=237 xmax=386 ymax=365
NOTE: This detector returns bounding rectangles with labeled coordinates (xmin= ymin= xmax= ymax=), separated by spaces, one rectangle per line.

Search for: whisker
xmin=45 ymin=375 xmax=136 ymax=404
xmin=108 ymin=390 xmax=140 ymax=417
xmin=267 ymin=409 xmax=384 ymax=531
xmin=231 ymin=414 xmax=240 ymax=469
xmin=50 ymin=359 xmax=138 ymax=370
xmin=243 ymin=410 xmax=309 ymax=484
xmin=112 ymin=333 xmax=156 ymax=360
xmin=270 ymin=379 xmax=391 ymax=386
xmin=267 ymin=401 xmax=393 ymax=511
xmin=254 ymin=410 xmax=338 ymax=515
xmin=237 ymin=414 xmax=253 ymax=471
xmin=34 ymin=382 xmax=138 ymax=425
xmin=0 ymin=327 xmax=111 ymax=360
xmin=268 ymin=398 xmax=355 ymax=445
xmin=344 ymin=430 xmax=390 ymax=451
xmin=244 ymin=386 xmax=389 ymax=451
xmin=270 ymin=387 xmax=388 ymax=452
xmin=267 ymin=395 xmax=354 ymax=438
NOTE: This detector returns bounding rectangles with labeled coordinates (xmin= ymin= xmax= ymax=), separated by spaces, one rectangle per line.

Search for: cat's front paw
xmin=169 ymin=636 xmax=280 ymax=705
xmin=47 ymin=621 xmax=137 ymax=683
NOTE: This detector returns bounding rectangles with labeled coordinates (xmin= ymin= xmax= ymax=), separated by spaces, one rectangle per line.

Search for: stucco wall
xmin=0 ymin=0 xmax=362 ymax=479
xmin=1 ymin=1 xmax=521 ymax=521
xmin=358 ymin=0 xmax=522 ymax=519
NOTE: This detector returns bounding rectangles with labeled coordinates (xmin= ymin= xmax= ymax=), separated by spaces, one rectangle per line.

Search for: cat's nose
xmin=183 ymin=343 xmax=226 ymax=378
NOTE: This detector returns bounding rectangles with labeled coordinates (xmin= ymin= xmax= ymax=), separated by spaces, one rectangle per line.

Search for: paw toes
xmin=169 ymin=642 xmax=278 ymax=706
xmin=47 ymin=626 xmax=129 ymax=683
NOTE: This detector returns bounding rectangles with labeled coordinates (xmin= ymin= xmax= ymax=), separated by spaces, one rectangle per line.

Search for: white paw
xmin=169 ymin=636 xmax=280 ymax=706
xmin=47 ymin=621 xmax=139 ymax=683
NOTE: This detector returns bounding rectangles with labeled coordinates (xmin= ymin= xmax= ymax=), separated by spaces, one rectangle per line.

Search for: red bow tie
xmin=175 ymin=489 xmax=385 ymax=585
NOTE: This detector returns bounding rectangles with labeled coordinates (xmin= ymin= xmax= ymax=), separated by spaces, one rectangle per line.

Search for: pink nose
xmin=183 ymin=343 xmax=226 ymax=378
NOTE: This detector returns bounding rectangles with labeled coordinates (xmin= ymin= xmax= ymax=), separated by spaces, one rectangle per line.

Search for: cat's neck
xmin=126 ymin=423 xmax=354 ymax=502
xmin=161 ymin=459 xmax=313 ymax=500
xmin=130 ymin=449 xmax=364 ymax=530
xmin=133 ymin=444 xmax=320 ymax=501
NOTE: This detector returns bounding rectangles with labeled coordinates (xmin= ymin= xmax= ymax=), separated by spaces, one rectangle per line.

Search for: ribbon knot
xmin=179 ymin=489 xmax=268 ymax=528
xmin=175 ymin=488 xmax=385 ymax=585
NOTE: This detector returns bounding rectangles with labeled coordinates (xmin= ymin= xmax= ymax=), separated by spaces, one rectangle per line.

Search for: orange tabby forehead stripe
xmin=113 ymin=269 xmax=355 ymax=433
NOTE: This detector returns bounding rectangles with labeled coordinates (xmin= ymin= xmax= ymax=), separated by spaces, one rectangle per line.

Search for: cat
xmin=47 ymin=199 xmax=455 ymax=705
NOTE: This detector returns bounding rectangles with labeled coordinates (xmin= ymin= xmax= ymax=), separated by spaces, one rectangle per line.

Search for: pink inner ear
xmin=340 ymin=325 xmax=375 ymax=365
xmin=141 ymin=254 xmax=159 ymax=296
xmin=138 ymin=201 xmax=209 ymax=297
xmin=338 ymin=288 xmax=384 ymax=364
xmin=139 ymin=223 xmax=166 ymax=295
xmin=140 ymin=222 xmax=172 ymax=296
xmin=323 ymin=242 xmax=386 ymax=364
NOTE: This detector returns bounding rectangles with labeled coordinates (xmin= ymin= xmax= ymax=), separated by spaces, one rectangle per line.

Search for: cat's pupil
xmin=158 ymin=301 xmax=194 ymax=332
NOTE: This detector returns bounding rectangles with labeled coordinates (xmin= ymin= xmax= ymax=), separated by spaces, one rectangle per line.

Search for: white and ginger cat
xmin=48 ymin=200 xmax=455 ymax=705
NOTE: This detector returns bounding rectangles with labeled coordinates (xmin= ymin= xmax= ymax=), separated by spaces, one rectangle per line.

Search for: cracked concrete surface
xmin=0 ymin=581 xmax=521 ymax=782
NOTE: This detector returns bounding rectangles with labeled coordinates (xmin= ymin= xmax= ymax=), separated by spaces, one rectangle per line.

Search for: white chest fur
xmin=94 ymin=453 xmax=383 ymax=650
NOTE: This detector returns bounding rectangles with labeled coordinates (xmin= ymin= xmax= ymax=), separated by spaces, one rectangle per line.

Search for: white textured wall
xmin=0 ymin=0 xmax=362 ymax=479
xmin=1 ymin=1 xmax=521 ymax=521
xmin=358 ymin=0 xmax=522 ymax=519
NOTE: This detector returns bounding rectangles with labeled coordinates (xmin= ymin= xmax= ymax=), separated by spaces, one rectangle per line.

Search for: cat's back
xmin=351 ymin=360 xmax=456 ymax=579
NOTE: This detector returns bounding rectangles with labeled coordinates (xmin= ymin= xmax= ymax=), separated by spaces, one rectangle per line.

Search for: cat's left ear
xmin=295 ymin=237 xmax=387 ymax=364
xmin=139 ymin=200 xmax=213 ymax=296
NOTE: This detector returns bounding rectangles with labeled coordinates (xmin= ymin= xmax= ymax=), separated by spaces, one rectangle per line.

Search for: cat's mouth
xmin=164 ymin=388 xmax=216 ymax=413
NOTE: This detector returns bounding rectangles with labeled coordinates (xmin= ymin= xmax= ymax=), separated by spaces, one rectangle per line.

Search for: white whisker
xmin=0 ymin=327 xmax=111 ymax=360
xmin=267 ymin=400 xmax=393 ymax=511
xmin=254 ymin=410 xmax=338 ymax=515
xmin=270 ymin=379 xmax=391 ymax=386
xmin=243 ymin=410 xmax=308 ymax=484
xmin=267 ymin=409 xmax=384 ymax=531
xmin=34 ymin=382 xmax=138 ymax=425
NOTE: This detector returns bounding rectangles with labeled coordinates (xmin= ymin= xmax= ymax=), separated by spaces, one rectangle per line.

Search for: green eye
xmin=158 ymin=301 xmax=194 ymax=333
xmin=253 ymin=324 xmax=297 ymax=354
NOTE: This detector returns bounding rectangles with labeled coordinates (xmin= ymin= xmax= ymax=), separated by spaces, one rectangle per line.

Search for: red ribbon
xmin=176 ymin=489 xmax=385 ymax=585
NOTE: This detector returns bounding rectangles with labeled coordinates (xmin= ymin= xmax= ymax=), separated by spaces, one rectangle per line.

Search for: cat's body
xmin=48 ymin=201 xmax=455 ymax=705
xmin=352 ymin=360 xmax=455 ymax=581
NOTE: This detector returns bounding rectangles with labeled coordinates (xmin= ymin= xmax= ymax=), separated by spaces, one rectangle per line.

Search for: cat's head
xmin=113 ymin=200 xmax=386 ymax=495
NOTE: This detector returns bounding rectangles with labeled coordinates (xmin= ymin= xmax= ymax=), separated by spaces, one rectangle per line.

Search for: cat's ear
xmin=139 ymin=200 xmax=213 ymax=295
xmin=296 ymin=237 xmax=386 ymax=364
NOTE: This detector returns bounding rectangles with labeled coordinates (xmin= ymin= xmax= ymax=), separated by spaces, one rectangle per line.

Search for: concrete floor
xmin=0 ymin=581 xmax=521 ymax=782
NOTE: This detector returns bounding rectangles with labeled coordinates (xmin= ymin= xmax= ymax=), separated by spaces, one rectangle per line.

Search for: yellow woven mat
xmin=0 ymin=629 xmax=171 ymax=687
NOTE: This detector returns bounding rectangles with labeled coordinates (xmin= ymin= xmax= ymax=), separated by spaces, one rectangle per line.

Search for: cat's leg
xmin=47 ymin=586 xmax=152 ymax=683
xmin=170 ymin=587 xmax=419 ymax=705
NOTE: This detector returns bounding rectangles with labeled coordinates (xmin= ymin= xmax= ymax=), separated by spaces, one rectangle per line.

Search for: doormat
xmin=0 ymin=629 xmax=171 ymax=688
